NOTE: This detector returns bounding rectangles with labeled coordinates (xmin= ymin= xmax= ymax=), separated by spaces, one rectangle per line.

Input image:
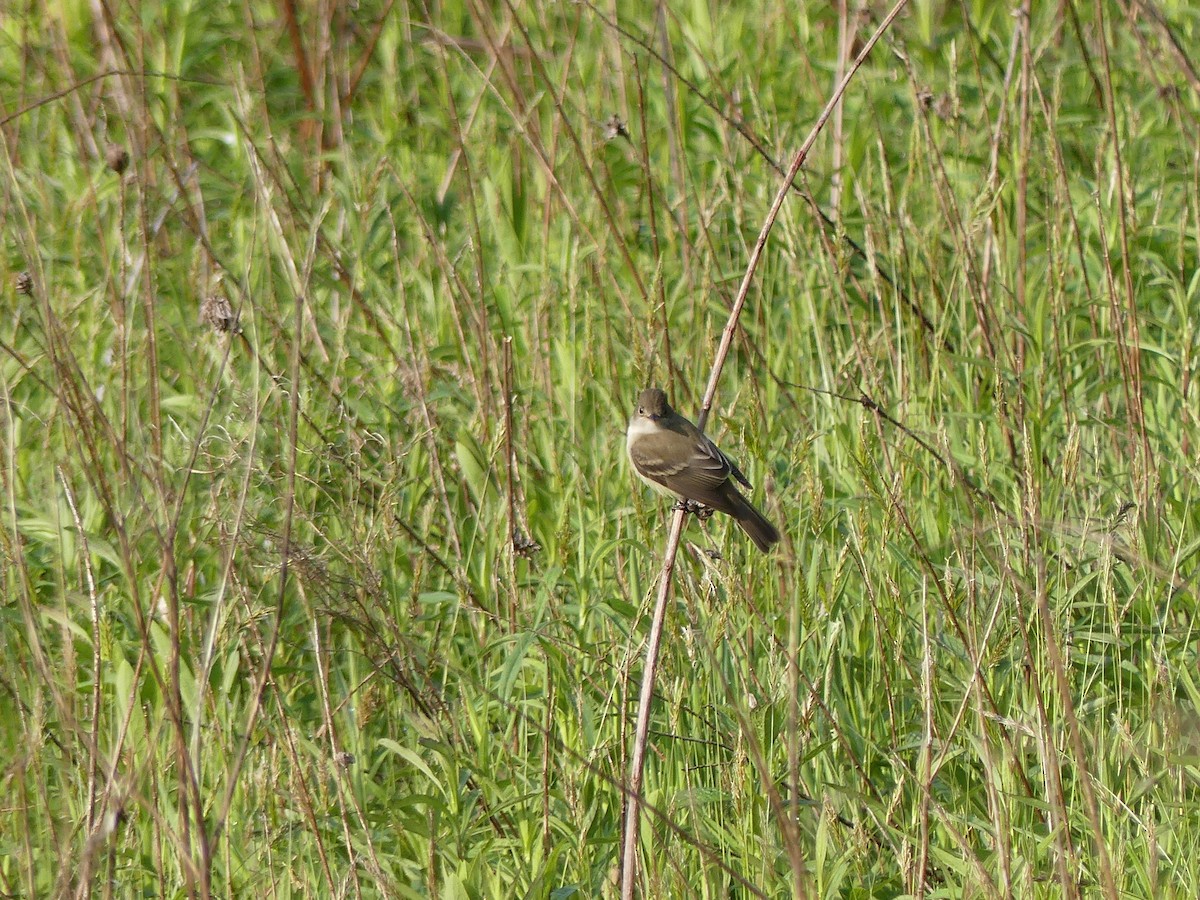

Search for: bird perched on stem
xmin=626 ymin=387 xmax=780 ymax=553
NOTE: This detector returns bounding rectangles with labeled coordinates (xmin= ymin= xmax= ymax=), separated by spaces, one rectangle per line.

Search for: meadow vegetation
xmin=3 ymin=0 xmax=1200 ymax=896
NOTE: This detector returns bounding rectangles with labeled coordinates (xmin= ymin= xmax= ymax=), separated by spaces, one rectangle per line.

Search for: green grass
xmin=4 ymin=0 xmax=1200 ymax=896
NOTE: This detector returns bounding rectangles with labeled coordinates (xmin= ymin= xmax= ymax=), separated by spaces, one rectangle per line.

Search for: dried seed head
xmin=15 ymin=270 xmax=33 ymax=295
xmin=603 ymin=114 xmax=629 ymax=142
xmin=200 ymin=295 xmax=239 ymax=334
xmin=511 ymin=529 xmax=541 ymax=559
xmin=105 ymin=143 xmax=130 ymax=174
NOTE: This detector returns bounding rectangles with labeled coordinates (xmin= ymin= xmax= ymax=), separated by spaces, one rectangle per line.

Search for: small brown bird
xmin=626 ymin=387 xmax=780 ymax=552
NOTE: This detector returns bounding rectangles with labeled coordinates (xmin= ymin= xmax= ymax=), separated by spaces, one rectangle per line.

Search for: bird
xmin=626 ymin=387 xmax=780 ymax=552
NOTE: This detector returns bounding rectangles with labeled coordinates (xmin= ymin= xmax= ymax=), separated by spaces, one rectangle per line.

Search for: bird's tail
xmin=730 ymin=492 xmax=781 ymax=553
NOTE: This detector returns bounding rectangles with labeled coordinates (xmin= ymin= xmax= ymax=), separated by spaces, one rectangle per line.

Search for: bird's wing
xmin=630 ymin=432 xmax=742 ymax=514
xmin=704 ymin=436 xmax=752 ymax=489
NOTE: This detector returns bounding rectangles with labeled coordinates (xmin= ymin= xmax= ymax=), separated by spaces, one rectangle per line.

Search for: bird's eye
xmin=638 ymin=406 xmax=644 ymax=415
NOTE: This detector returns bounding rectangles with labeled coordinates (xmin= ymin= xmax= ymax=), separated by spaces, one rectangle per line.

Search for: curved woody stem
xmin=618 ymin=2 xmax=910 ymax=895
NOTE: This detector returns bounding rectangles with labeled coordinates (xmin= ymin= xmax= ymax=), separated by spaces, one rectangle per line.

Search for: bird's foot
xmin=672 ymin=498 xmax=715 ymax=520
